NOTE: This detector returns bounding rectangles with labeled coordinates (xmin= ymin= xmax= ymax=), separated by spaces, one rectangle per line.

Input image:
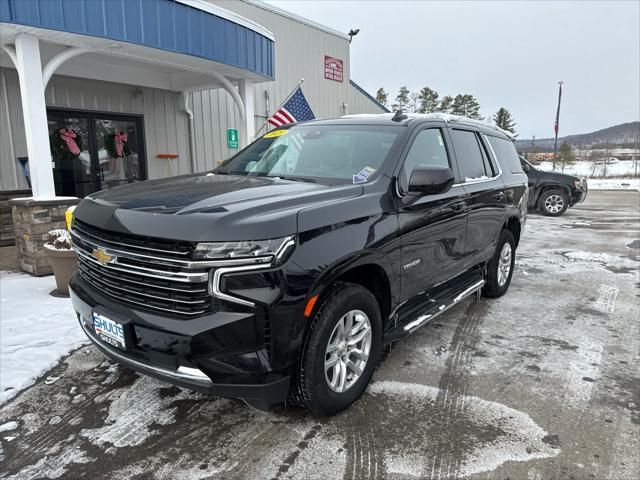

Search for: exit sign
xmin=227 ymin=128 xmax=239 ymax=149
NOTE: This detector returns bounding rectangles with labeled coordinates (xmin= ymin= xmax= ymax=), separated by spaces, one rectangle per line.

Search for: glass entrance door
xmin=48 ymin=113 xmax=96 ymax=197
xmin=94 ymin=117 xmax=143 ymax=190
xmin=47 ymin=110 xmax=146 ymax=197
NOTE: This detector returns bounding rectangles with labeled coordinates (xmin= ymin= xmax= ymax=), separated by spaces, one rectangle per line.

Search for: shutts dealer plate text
xmin=92 ymin=313 xmax=126 ymax=349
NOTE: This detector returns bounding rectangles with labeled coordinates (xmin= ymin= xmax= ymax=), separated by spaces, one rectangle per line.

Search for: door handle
xmin=493 ymin=191 xmax=505 ymax=201
xmin=450 ymin=201 xmax=466 ymax=212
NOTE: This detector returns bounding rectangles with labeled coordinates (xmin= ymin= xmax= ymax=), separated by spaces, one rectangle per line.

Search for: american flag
xmin=267 ymin=87 xmax=315 ymax=127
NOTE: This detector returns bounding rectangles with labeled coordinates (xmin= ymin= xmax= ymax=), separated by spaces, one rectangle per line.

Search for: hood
xmin=539 ymin=170 xmax=581 ymax=183
xmin=74 ymin=173 xmax=362 ymax=242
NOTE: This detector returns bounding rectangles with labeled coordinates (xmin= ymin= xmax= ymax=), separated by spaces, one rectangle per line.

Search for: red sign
xmin=324 ymin=55 xmax=343 ymax=83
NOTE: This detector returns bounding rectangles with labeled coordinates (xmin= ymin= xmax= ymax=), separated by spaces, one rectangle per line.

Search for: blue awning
xmin=0 ymin=0 xmax=274 ymax=80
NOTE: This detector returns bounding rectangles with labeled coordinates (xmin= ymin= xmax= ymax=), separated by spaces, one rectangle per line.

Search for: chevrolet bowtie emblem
xmin=92 ymin=248 xmax=114 ymax=265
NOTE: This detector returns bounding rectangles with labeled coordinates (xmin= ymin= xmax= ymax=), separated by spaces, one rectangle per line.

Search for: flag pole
xmin=552 ymin=80 xmax=563 ymax=170
xmin=254 ymin=78 xmax=304 ymax=137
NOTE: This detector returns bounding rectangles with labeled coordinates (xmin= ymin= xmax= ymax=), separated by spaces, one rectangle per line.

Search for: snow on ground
xmin=586 ymin=178 xmax=640 ymax=191
xmin=0 ymin=421 xmax=18 ymax=433
xmin=537 ymin=160 xmax=638 ymax=178
xmin=0 ymin=271 xmax=87 ymax=405
xmin=534 ymin=160 xmax=640 ymax=190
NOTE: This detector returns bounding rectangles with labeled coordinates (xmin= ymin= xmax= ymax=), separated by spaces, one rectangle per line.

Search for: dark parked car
xmin=520 ymin=157 xmax=587 ymax=216
xmin=69 ymin=113 xmax=527 ymax=415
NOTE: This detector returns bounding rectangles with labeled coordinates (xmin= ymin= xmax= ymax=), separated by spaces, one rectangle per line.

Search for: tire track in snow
xmin=428 ymin=299 xmax=488 ymax=479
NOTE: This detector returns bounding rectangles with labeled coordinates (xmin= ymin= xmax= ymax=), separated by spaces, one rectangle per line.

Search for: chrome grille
xmin=71 ymin=223 xmax=211 ymax=317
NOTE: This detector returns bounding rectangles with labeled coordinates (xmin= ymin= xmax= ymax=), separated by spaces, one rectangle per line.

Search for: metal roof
xmin=0 ymin=0 xmax=275 ymax=80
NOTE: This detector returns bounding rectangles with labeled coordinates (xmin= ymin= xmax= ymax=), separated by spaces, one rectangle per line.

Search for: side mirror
xmin=408 ymin=165 xmax=455 ymax=195
xmin=521 ymin=163 xmax=530 ymax=172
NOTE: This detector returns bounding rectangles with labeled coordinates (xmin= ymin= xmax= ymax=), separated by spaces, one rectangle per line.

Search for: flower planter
xmin=44 ymin=245 xmax=77 ymax=295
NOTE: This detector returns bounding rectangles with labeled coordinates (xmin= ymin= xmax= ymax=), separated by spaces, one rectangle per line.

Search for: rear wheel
xmin=483 ymin=229 xmax=516 ymax=298
xmin=539 ymin=189 xmax=568 ymax=216
xmin=297 ymin=284 xmax=381 ymax=416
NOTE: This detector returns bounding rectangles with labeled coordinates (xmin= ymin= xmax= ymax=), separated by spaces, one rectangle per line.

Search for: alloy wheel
xmin=324 ymin=309 xmax=372 ymax=393
xmin=497 ymin=242 xmax=512 ymax=286
xmin=544 ymin=194 xmax=564 ymax=214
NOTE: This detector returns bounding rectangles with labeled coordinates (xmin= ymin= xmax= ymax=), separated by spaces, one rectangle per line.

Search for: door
xmin=48 ymin=113 xmax=97 ymax=197
xmin=521 ymin=158 xmax=541 ymax=208
xmin=396 ymin=126 xmax=468 ymax=303
xmin=93 ymin=116 xmax=144 ymax=191
xmin=449 ymin=129 xmax=507 ymax=268
xmin=47 ymin=109 xmax=146 ymax=197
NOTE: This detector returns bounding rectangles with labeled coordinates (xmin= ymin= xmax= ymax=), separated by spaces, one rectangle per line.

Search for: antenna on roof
xmin=392 ymin=109 xmax=407 ymax=122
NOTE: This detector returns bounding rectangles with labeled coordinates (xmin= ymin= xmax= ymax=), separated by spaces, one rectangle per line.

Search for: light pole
xmin=552 ymin=81 xmax=563 ymax=170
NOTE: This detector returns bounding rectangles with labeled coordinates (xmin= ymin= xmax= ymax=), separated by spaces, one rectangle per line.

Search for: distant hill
xmin=516 ymin=122 xmax=640 ymax=151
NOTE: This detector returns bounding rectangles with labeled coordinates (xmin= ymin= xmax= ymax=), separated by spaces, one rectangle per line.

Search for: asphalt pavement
xmin=1 ymin=190 xmax=638 ymax=480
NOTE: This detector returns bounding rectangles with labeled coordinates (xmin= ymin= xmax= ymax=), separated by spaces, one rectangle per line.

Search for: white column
xmin=14 ymin=34 xmax=55 ymax=198
xmin=238 ymin=79 xmax=255 ymax=145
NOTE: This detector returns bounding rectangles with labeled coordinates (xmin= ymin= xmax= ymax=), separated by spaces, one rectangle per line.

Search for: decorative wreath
xmin=105 ymin=130 xmax=131 ymax=158
xmin=50 ymin=128 xmax=82 ymax=160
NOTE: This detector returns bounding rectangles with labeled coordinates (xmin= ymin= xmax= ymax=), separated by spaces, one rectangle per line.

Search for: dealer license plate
xmin=92 ymin=313 xmax=126 ymax=349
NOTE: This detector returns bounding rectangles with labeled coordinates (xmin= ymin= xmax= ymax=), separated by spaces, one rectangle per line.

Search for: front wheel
xmin=297 ymin=284 xmax=382 ymax=416
xmin=539 ymin=189 xmax=569 ymax=216
xmin=483 ymin=229 xmax=516 ymax=298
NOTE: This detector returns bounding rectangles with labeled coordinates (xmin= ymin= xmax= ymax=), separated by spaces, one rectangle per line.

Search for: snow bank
xmin=533 ymin=160 xmax=640 ymax=190
xmin=0 ymin=272 xmax=88 ymax=405
xmin=537 ymin=160 xmax=638 ymax=178
xmin=587 ymin=178 xmax=640 ymax=191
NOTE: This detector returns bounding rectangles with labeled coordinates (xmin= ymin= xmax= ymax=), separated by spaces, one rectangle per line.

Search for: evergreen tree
xmin=417 ymin=87 xmax=439 ymax=113
xmin=437 ymin=95 xmax=454 ymax=113
xmin=493 ymin=107 xmax=517 ymax=135
xmin=451 ymin=94 xmax=482 ymax=119
xmin=408 ymin=92 xmax=419 ymax=113
xmin=530 ymin=135 xmax=536 ymax=162
xmin=395 ymin=86 xmax=410 ymax=110
xmin=375 ymin=88 xmax=388 ymax=107
xmin=558 ymin=141 xmax=575 ymax=172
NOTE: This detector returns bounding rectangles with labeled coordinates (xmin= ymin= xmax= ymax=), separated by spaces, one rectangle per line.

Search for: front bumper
xmin=571 ymin=180 xmax=588 ymax=206
xmin=70 ymin=279 xmax=290 ymax=405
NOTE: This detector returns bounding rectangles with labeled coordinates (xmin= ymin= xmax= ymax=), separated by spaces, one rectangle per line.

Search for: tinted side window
xmin=487 ymin=135 xmax=523 ymax=174
xmin=400 ymin=128 xmax=450 ymax=191
xmin=450 ymin=129 xmax=489 ymax=181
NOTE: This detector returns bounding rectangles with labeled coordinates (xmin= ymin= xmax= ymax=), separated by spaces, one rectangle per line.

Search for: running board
xmin=384 ymin=277 xmax=485 ymax=342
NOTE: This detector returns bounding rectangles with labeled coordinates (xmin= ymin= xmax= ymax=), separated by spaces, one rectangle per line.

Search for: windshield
xmin=520 ymin=157 xmax=536 ymax=170
xmin=216 ymin=124 xmax=401 ymax=185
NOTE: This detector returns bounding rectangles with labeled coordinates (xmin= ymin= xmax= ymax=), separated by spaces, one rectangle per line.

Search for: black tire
xmin=482 ymin=229 xmax=516 ymax=298
xmin=539 ymin=189 xmax=569 ymax=216
xmin=296 ymin=283 xmax=382 ymax=416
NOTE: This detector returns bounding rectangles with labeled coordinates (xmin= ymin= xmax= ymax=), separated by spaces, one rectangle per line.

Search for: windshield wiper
xmin=270 ymin=175 xmax=317 ymax=183
xmin=213 ymin=169 xmax=249 ymax=176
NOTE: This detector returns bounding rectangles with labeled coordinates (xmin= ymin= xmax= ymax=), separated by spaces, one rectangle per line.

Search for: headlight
xmin=573 ymin=180 xmax=581 ymax=189
xmin=194 ymin=236 xmax=294 ymax=261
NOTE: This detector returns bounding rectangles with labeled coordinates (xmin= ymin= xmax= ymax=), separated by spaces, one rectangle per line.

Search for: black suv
xmin=520 ymin=157 xmax=587 ymax=216
xmin=69 ymin=113 xmax=527 ymax=415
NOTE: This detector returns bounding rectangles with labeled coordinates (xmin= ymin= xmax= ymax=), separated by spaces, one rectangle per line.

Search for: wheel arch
xmin=503 ymin=216 xmax=522 ymax=248
xmin=304 ymin=255 xmax=396 ymax=330
xmin=537 ymin=183 xmax=571 ymax=205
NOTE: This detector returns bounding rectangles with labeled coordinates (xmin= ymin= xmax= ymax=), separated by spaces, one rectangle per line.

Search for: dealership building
xmin=0 ymin=0 xmax=386 ymax=273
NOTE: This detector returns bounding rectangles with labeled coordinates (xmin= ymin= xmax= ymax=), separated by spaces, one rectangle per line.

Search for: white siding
xmin=0 ymin=67 xmax=191 ymax=190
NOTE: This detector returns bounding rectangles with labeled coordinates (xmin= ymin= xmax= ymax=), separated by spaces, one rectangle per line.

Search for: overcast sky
xmin=267 ymin=0 xmax=640 ymax=139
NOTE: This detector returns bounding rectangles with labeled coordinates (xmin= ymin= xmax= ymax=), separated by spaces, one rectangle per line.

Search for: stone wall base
xmin=10 ymin=197 xmax=80 ymax=276
xmin=1 ymin=190 xmax=32 ymax=246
